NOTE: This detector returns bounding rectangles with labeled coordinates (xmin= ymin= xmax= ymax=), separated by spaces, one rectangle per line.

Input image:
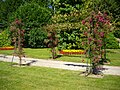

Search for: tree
xmin=25 ymin=0 xmax=50 ymax=7
xmin=9 ymin=2 xmax=52 ymax=47
xmin=50 ymin=0 xmax=84 ymax=50
xmin=0 ymin=0 xmax=50 ymax=21
xmin=0 ymin=0 xmax=24 ymax=30
xmin=51 ymin=0 xmax=83 ymax=14
xmin=51 ymin=10 xmax=83 ymax=50
xmin=0 ymin=0 xmax=51 ymax=31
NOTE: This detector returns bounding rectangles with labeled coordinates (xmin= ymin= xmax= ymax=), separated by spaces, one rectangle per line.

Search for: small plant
xmin=44 ymin=24 xmax=58 ymax=59
xmin=10 ymin=19 xmax=25 ymax=66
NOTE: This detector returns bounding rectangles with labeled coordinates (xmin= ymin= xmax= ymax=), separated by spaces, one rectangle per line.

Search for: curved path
xmin=0 ymin=55 xmax=120 ymax=76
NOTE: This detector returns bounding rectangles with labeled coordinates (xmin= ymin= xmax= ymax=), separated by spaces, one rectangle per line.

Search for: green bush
xmin=114 ymin=30 xmax=120 ymax=38
xmin=28 ymin=28 xmax=47 ymax=48
xmin=0 ymin=29 xmax=11 ymax=47
xmin=9 ymin=2 xmax=51 ymax=24
xmin=58 ymin=29 xmax=83 ymax=50
xmin=9 ymin=2 xmax=52 ymax=48
xmin=106 ymin=33 xmax=119 ymax=49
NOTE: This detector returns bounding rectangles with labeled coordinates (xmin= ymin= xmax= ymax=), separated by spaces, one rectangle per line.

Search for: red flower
xmin=84 ymin=32 xmax=88 ymax=36
xmin=98 ymin=44 xmax=102 ymax=47
xmin=100 ymin=32 xmax=104 ymax=38
xmin=89 ymin=18 xmax=92 ymax=23
xmin=96 ymin=23 xmax=99 ymax=27
xmin=88 ymin=37 xmax=92 ymax=42
xmin=98 ymin=17 xmax=104 ymax=22
xmin=82 ymin=20 xmax=85 ymax=25
xmin=22 ymin=30 xmax=25 ymax=33
xmin=94 ymin=29 xmax=97 ymax=34
xmin=15 ymin=19 xmax=21 ymax=25
xmin=97 ymin=40 xmax=102 ymax=43
xmin=103 ymin=12 xmax=107 ymax=17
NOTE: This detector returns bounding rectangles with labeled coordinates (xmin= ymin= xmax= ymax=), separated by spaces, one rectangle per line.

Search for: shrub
xmin=0 ymin=29 xmax=11 ymax=47
xmin=106 ymin=33 xmax=119 ymax=49
xmin=28 ymin=28 xmax=47 ymax=48
xmin=114 ymin=30 xmax=120 ymax=38
xmin=58 ymin=29 xmax=83 ymax=50
xmin=9 ymin=2 xmax=52 ymax=48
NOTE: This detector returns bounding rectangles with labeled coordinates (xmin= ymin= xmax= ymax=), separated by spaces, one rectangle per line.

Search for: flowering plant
xmin=10 ymin=19 xmax=25 ymax=66
xmin=60 ymin=50 xmax=85 ymax=55
xmin=82 ymin=11 xmax=112 ymax=74
xmin=44 ymin=24 xmax=58 ymax=59
xmin=0 ymin=46 xmax=14 ymax=50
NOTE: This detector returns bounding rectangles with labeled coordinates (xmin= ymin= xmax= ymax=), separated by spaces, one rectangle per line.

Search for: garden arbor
xmin=10 ymin=19 xmax=25 ymax=66
xmin=82 ymin=11 xmax=113 ymax=75
xmin=45 ymin=10 xmax=82 ymax=59
xmin=45 ymin=10 xmax=113 ymax=76
xmin=44 ymin=24 xmax=58 ymax=59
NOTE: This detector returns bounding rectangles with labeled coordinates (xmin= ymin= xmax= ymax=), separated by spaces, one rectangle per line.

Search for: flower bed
xmin=0 ymin=46 xmax=14 ymax=50
xmin=60 ymin=50 xmax=85 ymax=55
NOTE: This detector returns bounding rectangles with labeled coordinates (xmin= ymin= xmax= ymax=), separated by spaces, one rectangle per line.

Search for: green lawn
xmin=106 ymin=49 xmax=120 ymax=66
xmin=0 ymin=61 xmax=120 ymax=90
xmin=0 ymin=48 xmax=120 ymax=66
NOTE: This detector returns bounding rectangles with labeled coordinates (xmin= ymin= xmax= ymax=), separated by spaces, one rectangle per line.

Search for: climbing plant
xmin=82 ymin=11 xmax=113 ymax=75
xmin=44 ymin=24 xmax=58 ymax=59
xmin=10 ymin=19 xmax=25 ymax=66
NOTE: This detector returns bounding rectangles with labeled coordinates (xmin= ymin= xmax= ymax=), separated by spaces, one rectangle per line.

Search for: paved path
xmin=0 ymin=55 xmax=120 ymax=76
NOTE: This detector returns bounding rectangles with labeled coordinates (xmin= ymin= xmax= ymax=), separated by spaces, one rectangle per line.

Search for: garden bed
xmin=59 ymin=50 xmax=85 ymax=55
xmin=0 ymin=46 xmax=14 ymax=50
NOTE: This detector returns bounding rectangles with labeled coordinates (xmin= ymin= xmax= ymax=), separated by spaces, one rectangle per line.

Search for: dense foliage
xmin=59 ymin=29 xmax=83 ymax=50
xmin=9 ymin=2 xmax=52 ymax=47
xmin=0 ymin=29 xmax=11 ymax=47
xmin=0 ymin=0 xmax=50 ymax=29
xmin=29 ymin=28 xmax=47 ymax=48
xmin=0 ymin=0 xmax=24 ymax=30
xmin=0 ymin=0 xmax=119 ymax=49
xmin=114 ymin=30 xmax=120 ymax=38
xmin=50 ymin=10 xmax=83 ymax=50
xmin=106 ymin=33 xmax=119 ymax=49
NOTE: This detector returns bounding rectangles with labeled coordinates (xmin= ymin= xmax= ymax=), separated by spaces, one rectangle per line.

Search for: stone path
xmin=0 ymin=55 xmax=120 ymax=76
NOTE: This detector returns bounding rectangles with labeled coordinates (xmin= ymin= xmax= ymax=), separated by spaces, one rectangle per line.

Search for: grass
xmin=106 ymin=49 xmax=120 ymax=66
xmin=0 ymin=61 xmax=120 ymax=90
xmin=0 ymin=48 xmax=120 ymax=66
